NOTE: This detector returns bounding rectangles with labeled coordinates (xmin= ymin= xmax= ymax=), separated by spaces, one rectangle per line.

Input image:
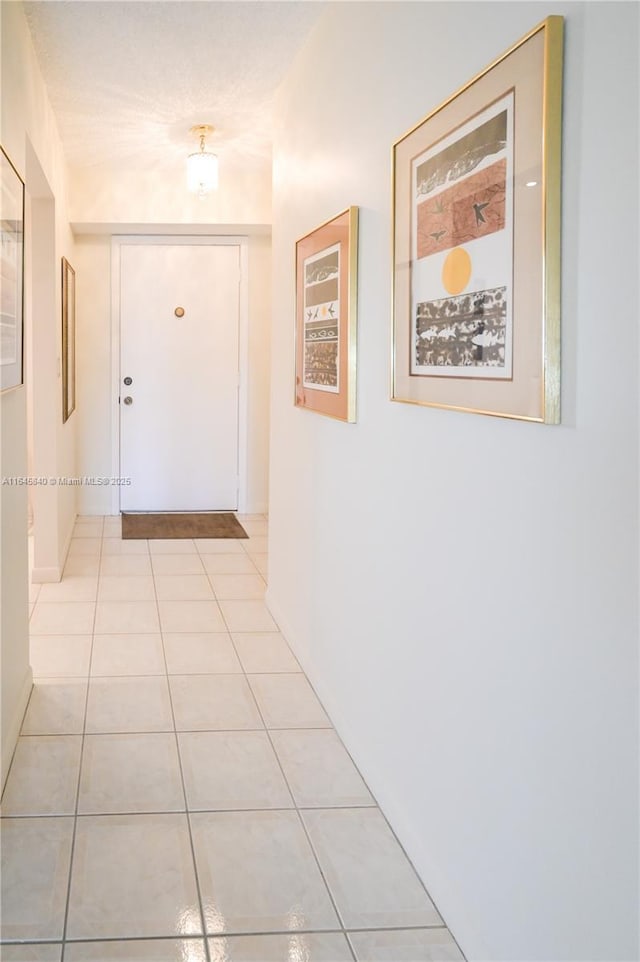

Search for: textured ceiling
xmin=23 ymin=1 xmax=325 ymax=171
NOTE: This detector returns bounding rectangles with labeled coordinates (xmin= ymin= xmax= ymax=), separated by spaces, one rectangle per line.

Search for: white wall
xmin=0 ymin=390 xmax=31 ymax=788
xmin=2 ymin=3 xmax=78 ymax=585
xmin=1 ymin=0 xmax=77 ymax=782
xmin=268 ymin=4 xmax=639 ymax=960
xmin=245 ymin=234 xmax=271 ymax=514
xmin=70 ymin=160 xmax=271 ymax=228
xmin=73 ymin=235 xmax=112 ymax=515
xmin=74 ymin=232 xmax=271 ymax=516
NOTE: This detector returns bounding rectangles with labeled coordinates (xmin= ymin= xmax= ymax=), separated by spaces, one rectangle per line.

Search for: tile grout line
xmin=150 ymin=535 xmax=213 ymax=962
xmin=238 ymin=527 xmax=465 ymax=958
xmin=59 ymin=514 xmax=104 ymax=961
xmin=230 ymin=531 xmax=460 ymax=957
xmin=59 ymin=525 xmax=212 ymax=956
xmin=241 ymin=539 xmax=462 ymax=952
xmin=197 ymin=525 xmax=266 ymax=596
xmin=230 ymin=540 xmax=462 ymax=951
xmin=0 ymin=924 xmax=454 ymax=949
xmin=2 ymin=923 xmax=454 ymax=948
xmin=270 ymin=676 xmax=461 ymax=941
xmin=0 ymin=802 xmax=387 ymax=819
xmin=162 ymin=534 xmax=347 ymax=951
xmin=0 ymin=681 xmax=39 ymax=810
xmin=225 ymin=628 xmax=358 ymax=962
xmin=11 ymin=519 xmax=462 ymax=958
xmin=5 ymin=719 xmax=338 ymax=734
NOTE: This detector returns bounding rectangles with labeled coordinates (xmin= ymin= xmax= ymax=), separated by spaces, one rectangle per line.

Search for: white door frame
xmin=110 ymin=234 xmax=249 ymax=516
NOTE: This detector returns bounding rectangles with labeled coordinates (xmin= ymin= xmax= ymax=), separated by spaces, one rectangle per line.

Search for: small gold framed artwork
xmin=295 ymin=206 xmax=358 ymax=422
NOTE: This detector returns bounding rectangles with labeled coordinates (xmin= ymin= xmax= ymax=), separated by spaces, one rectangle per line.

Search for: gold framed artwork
xmin=392 ymin=16 xmax=563 ymax=422
xmin=62 ymin=256 xmax=76 ymax=422
xmin=295 ymin=206 xmax=358 ymax=422
xmin=1 ymin=146 xmax=25 ymax=395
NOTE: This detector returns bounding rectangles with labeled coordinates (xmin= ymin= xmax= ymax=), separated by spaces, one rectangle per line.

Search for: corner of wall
xmin=1 ymin=667 xmax=33 ymax=790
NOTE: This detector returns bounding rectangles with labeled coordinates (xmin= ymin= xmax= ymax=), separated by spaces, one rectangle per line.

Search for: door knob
xmin=123 ymin=376 xmax=133 ymax=386
xmin=123 ymin=396 xmax=133 ymax=406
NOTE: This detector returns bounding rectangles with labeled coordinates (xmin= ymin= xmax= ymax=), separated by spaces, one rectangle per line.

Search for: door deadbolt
xmin=123 ymin=376 xmax=132 ymax=386
xmin=123 ymin=396 xmax=133 ymax=405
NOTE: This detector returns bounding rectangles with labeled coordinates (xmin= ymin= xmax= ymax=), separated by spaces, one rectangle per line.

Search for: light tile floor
xmin=1 ymin=516 xmax=464 ymax=962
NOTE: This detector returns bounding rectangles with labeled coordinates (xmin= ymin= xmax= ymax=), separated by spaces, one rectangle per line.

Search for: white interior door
xmin=120 ymin=243 xmax=240 ymax=511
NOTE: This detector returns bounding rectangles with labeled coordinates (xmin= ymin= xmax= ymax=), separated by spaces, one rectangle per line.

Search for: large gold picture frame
xmin=62 ymin=256 xmax=76 ymax=422
xmin=295 ymin=206 xmax=358 ymax=422
xmin=392 ymin=17 xmax=563 ymax=423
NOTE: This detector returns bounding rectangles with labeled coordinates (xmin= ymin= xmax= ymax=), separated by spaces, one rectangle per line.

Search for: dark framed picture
xmin=1 ymin=146 xmax=25 ymax=394
xmin=295 ymin=206 xmax=358 ymax=422
xmin=392 ymin=17 xmax=563 ymax=422
xmin=62 ymin=256 xmax=76 ymax=422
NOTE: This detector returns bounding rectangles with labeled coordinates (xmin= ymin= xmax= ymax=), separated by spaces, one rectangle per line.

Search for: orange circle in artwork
xmin=442 ymin=247 xmax=472 ymax=295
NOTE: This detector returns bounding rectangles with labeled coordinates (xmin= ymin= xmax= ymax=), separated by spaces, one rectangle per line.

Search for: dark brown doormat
xmin=122 ymin=512 xmax=248 ymax=540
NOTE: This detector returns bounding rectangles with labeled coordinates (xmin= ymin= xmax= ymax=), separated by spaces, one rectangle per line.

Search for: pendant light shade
xmin=187 ymin=125 xmax=218 ymax=197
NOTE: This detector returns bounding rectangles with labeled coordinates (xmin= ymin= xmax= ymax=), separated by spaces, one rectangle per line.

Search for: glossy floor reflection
xmin=1 ymin=516 xmax=464 ymax=961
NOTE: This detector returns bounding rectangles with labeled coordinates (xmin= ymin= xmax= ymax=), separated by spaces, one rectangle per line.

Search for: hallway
xmin=2 ymin=3 xmax=638 ymax=959
xmin=0 ymin=516 xmax=462 ymax=961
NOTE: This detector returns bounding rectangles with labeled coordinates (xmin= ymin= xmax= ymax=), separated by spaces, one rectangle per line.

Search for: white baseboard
xmin=31 ymin=512 xmax=75 ymax=583
xmin=31 ymin=565 xmax=62 ymax=583
xmin=59 ymin=515 xmax=74 ymax=571
xmin=263 ymin=589 xmax=290 ymax=644
xmin=241 ymin=502 xmax=269 ymax=517
xmin=264 ymin=587 xmax=333 ymax=696
xmin=1 ymin=667 xmax=33 ymax=790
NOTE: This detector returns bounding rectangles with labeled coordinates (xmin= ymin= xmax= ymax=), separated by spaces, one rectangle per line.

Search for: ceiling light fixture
xmin=187 ymin=124 xmax=218 ymax=197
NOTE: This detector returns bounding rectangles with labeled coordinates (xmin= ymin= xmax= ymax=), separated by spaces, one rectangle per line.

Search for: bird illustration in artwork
xmin=312 ymin=308 xmax=319 ymax=319
xmin=433 ymin=198 xmax=446 ymax=213
xmin=473 ymin=201 xmax=490 ymax=225
xmin=430 ymin=229 xmax=446 ymax=242
xmin=306 ymin=310 xmax=313 ymax=321
xmin=328 ymin=304 xmax=336 ymax=316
